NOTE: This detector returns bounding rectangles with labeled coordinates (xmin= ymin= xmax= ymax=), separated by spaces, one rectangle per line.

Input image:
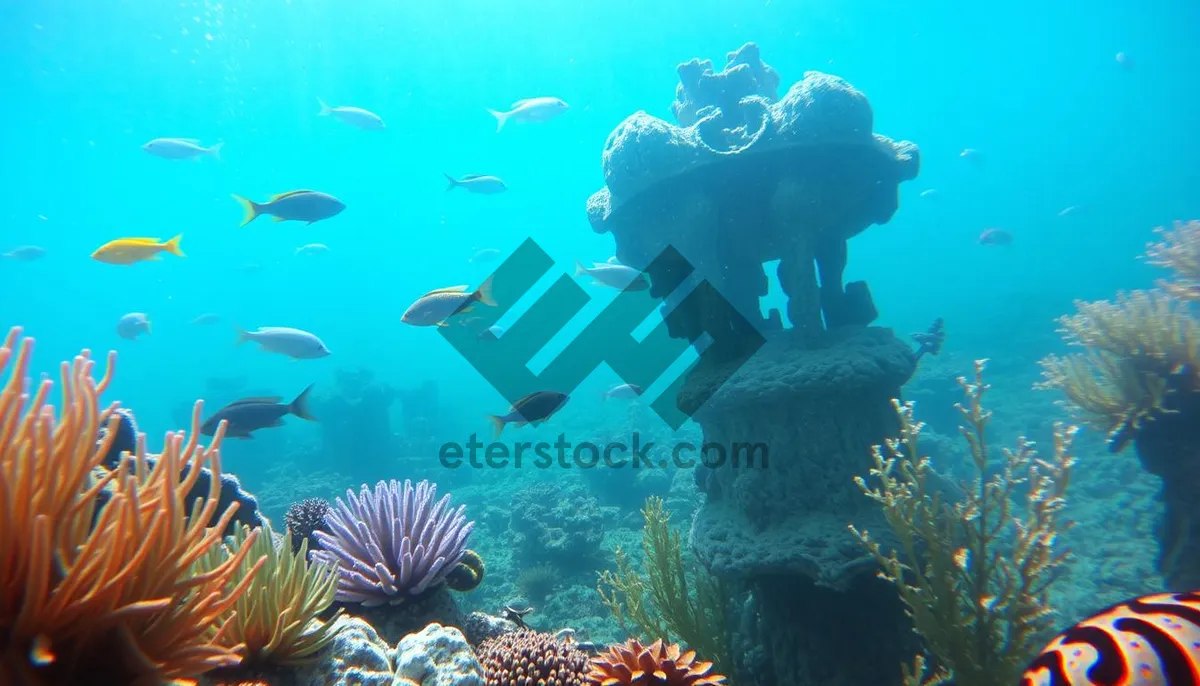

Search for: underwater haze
xmin=3 ymin=0 xmax=1200 ymax=684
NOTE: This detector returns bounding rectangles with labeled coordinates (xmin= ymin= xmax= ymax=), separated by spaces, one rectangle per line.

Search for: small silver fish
xmin=1 ymin=245 xmax=46 ymax=261
xmin=192 ymin=313 xmax=221 ymax=326
xmin=444 ymin=173 xmax=507 ymax=194
xmin=236 ymin=326 xmax=331 ymax=359
xmin=469 ymin=248 xmax=502 ymax=264
xmin=317 ymin=99 xmax=385 ymax=130
xmin=602 ymin=383 xmax=643 ymax=401
xmin=116 ymin=312 xmax=151 ymax=341
xmin=487 ymin=97 xmax=569 ymax=132
xmin=143 ymin=137 xmax=223 ymax=160
xmin=402 ymin=283 xmax=497 ymax=327
xmin=295 ymin=243 xmax=331 ymax=257
xmin=575 ymin=261 xmax=649 ymax=290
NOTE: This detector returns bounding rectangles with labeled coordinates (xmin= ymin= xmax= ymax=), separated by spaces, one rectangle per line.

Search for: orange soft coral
xmin=584 ymin=638 xmax=727 ymax=686
xmin=0 ymin=326 xmax=265 ymax=685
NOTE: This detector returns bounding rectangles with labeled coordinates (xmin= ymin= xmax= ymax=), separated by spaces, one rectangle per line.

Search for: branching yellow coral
xmin=850 ymin=360 xmax=1076 ymax=686
xmin=0 ymin=326 xmax=265 ymax=685
xmin=197 ymin=523 xmax=343 ymax=667
xmin=597 ymin=496 xmax=732 ymax=679
xmin=1053 ymin=290 xmax=1199 ymax=364
xmin=1145 ymin=219 xmax=1200 ymax=302
xmin=1035 ymin=286 xmax=1198 ymax=449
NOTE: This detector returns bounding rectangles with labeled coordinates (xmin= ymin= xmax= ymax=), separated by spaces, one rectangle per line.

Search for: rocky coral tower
xmin=586 ymin=44 xmax=921 ymax=685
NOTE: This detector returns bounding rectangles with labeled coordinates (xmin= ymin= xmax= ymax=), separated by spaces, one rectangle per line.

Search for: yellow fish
xmin=91 ymin=235 xmax=185 ymax=265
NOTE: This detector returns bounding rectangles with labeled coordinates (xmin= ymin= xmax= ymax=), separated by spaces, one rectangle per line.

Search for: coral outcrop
xmin=392 ymin=623 xmax=484 ymax=686
xmin=286 ymin=616 xmax=395 ymax=686
xmin=510 ymin=482 xmax=607 ymax=571
xmin=584 ymin=43 xmax=921 ymax=684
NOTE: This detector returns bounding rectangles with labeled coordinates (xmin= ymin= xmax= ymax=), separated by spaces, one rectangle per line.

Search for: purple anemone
xmin=312 ymin=479 xmax=474 ymax=606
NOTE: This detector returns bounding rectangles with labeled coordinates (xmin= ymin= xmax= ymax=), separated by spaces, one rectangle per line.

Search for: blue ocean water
xmin=2 ymin=0 xmax=1200 ymax=682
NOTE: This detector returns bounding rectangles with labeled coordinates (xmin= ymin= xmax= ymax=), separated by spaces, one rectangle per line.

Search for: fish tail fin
xmin=162 ymin=234 xmax=185 ymax=257
xmin=144 ymin=317 xmax=152 ymax=335
xmin=234 ymin=327 xmax=251 ymax=346
xmin=208 ymin=141 xmax=223 ymax=161
xmin=575 ymin=261 xmax=588 ymax=277
xmin=231 ymin=194 xmax=261 ymax=226
xmin=474 ymin=275 xmax=497 ymax=307
xmin=317 ymin=98 xmax=332 ymax=116
xmin=487 ymin=414 xmax=506 ymax=439
xmin=599 ymin=388 xmax=609 ymax=402
xmin=289 ymin=383 xmax=317 ymax=421
xmin=443 ymin=172 xmax=460 ymax=191
xmin=487 ymin=108 xmax=509 ymax=132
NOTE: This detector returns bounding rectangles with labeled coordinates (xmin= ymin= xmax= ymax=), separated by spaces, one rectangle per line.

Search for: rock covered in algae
xmin=391 ymin=623 xmax=485 ymax=686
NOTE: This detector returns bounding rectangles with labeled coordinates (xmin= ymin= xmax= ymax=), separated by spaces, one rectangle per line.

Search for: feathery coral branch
xmin=850 ymin=360 xmax=1075 ymax=686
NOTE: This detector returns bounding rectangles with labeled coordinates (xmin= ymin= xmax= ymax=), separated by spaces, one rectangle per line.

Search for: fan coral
xmin=197 ymin=522 xmax=342 ymax=666
xmin=584 ymin=638 xmax=727 ymax=685
xmin=478 ymin=629 xmax=587 ymax=685
xmin=1145 ymin=219 xmax=1200 ymax=301
xmin=284 ymin=497 xmax=332 ymax=553
xmin=312 ymin=479 xmax=475 ymax=606
xmin=851 ymin=360 xmax=1075 ymax=686
xmin=0 ymin=327 xmax=265 ymax=685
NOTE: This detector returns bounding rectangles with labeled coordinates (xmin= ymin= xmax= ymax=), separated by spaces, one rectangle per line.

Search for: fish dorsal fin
xmin=268 ymin=190 xmax=313 ymax=202
xmin=424 ymin=285 xmax=469 ymax=296
xmin=461 ymin=174 xmax=485 ymax=180
xmin=271 ymin=215 xmax=286 ymax=222
xmin=511 ymin=98 xmax=531 ymax=108
xmin=178 ymin=138 xmax=202 ymax=143
xmin=227 ymin=396 xmax=283 ymax=406
xmin=123 ymin=237 xmax=164 ymax=244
